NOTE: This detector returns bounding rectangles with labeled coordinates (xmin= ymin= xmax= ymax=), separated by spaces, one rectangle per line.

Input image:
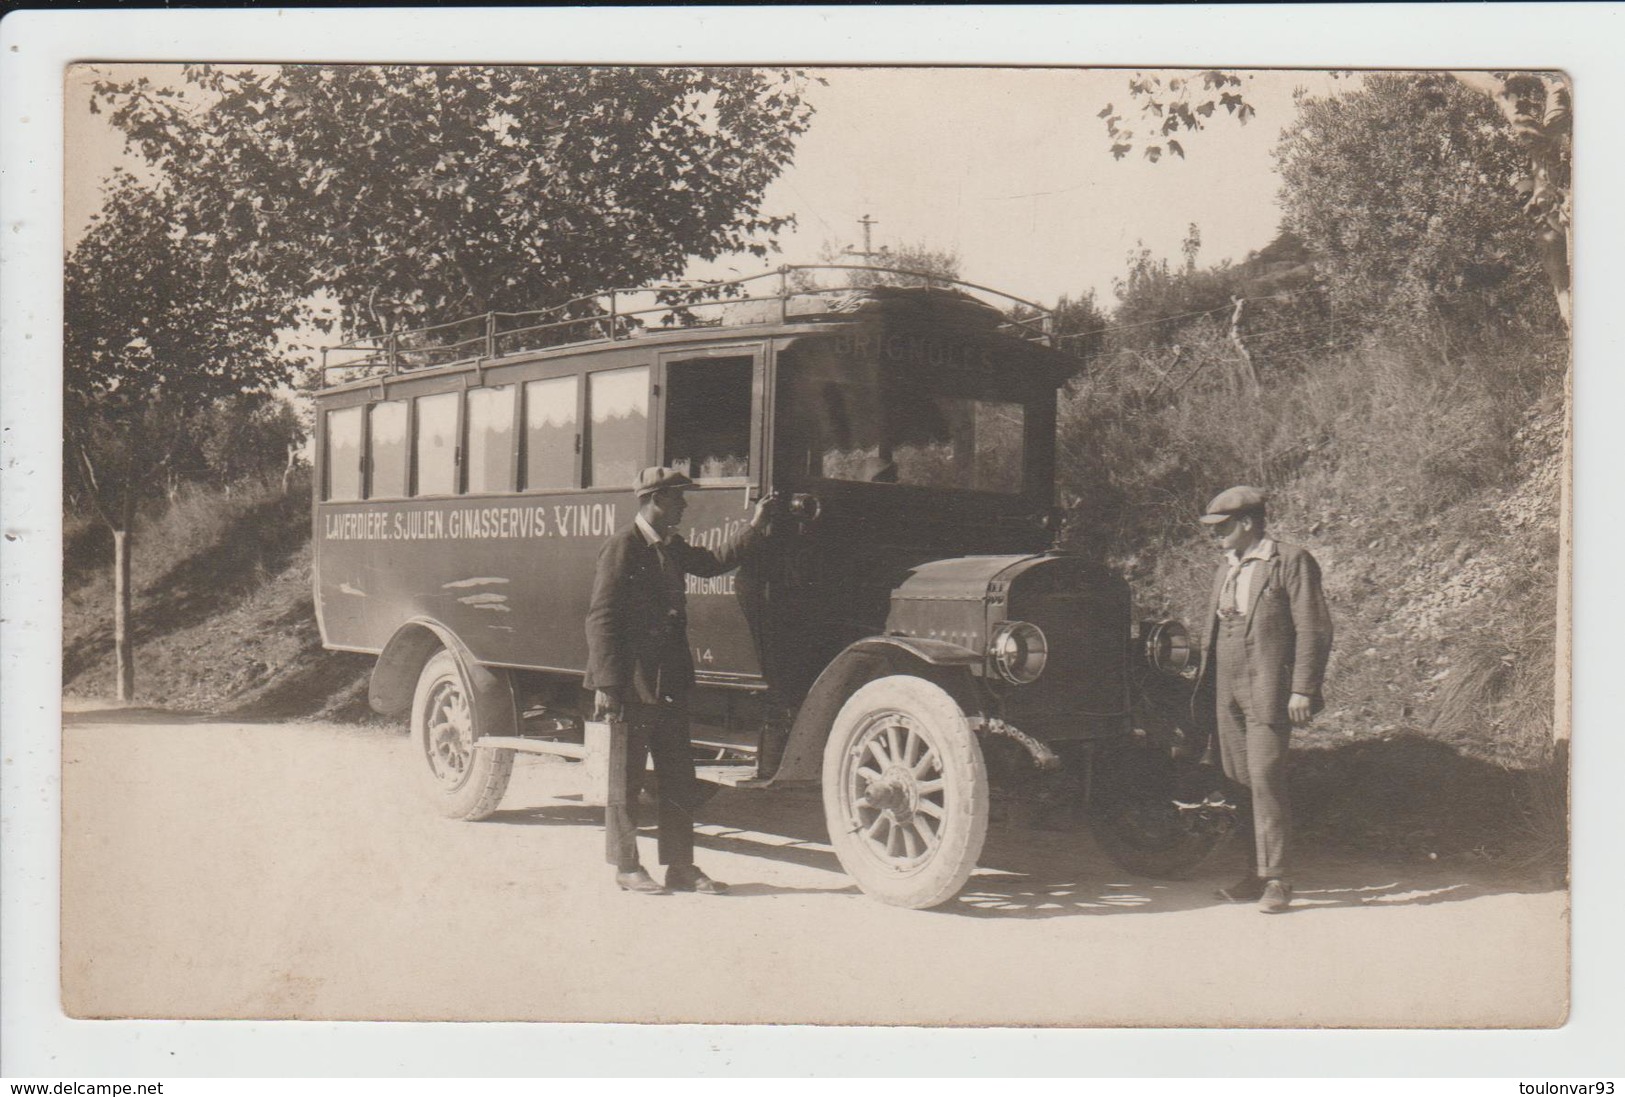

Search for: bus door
xmin=655 ymin=344 xmax=767 ymax=684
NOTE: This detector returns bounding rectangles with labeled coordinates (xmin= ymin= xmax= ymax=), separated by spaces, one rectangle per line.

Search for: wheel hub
xmin=427 ymin=683 xmax=473 ymax=783
xmin=843 ymin=711 xmax=952 ymax=871
xmin=864 ymin=765 xmax=920 ymax=822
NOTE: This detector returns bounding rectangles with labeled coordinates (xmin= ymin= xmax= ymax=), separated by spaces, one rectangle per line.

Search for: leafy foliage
xmin=1100 ymin=68 xmax=1571 ymax=330
xmin=1065 ymin=231 xmax=1327 ymax=391
xmin=787 ymin=239 xmax=963 ymax=293
xmin=1050 ymin=290 xmax=1110 ymax=362
xmin=1097 ymin=70 xmax=1257 ymax=164
xmin=1452 ymin=71 xmax=1572 ymax=327
xmin=64 ymin=170 xmax=302 ymax=699
xmin=65 ymin=173 xmax=294 ymax=526
xmin=1275 ymin=73 xmax=1561 ymax=337
xmin=94 ymin=65 xmax=819 ymax=337
xmin=839 ymin=240 xmax=962 ymax=288
xmin=197 ymin=396 xmax=305 ymax=487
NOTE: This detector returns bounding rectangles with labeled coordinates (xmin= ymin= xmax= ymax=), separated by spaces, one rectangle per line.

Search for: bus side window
xmin=523 ymin=376 xmax=578 ymax=491
xmin=414 ymin=392 xmax=460 ymax=497
xmin=664 ymin=356 xmax=752 ymax=480
xmin=368 ymin=400 xmax=409 ymax=499
xmin=465 ymin=384 xmax=516 ymax=494
xmin=587 ymin=366 xmax=648 ymax=488
xmin=325 ymin=406 xmax=363 ymax=502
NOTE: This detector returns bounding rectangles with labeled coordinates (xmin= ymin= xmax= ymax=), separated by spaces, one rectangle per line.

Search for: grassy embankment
xmin=1058 ymin=323 xmax=1566 ymax=871
xmin=63 ymin=475 xmax=378 ymax=723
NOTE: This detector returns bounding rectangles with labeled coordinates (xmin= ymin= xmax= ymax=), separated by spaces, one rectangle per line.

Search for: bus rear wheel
xmin=821 ymin=675 xmax=989 ymax=910
xmin=1087 ymin=747 xmax=1226 ymax=879
xmin=410 ymin=649 xmax=514 ymax=821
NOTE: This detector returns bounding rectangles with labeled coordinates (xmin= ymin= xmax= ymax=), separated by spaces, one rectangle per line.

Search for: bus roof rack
xmin=318 ymin=265 xmax=1057 ymax=385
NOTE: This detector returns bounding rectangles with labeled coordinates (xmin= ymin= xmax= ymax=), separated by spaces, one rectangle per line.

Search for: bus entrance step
xmin=694 ymin=764 xmax=760 ymax=787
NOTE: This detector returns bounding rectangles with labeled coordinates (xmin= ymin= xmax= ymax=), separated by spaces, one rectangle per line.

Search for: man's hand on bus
xmin=750 ymin=491 xmax=780 ymax=531
xmin=594 ymin=688 xmax=624 ymax=721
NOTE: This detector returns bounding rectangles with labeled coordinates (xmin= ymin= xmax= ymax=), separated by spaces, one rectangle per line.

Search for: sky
xmin=688 ymin=67 xmax=1344 ymax=304
xmin=64 ymin=65 xmax=1345 ymax=310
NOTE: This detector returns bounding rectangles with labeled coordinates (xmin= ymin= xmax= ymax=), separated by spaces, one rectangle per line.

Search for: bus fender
xmin=768 ymin=636 xmax=982 ymax=785
xmin=369 ymin=620 xmax=519 ymax=739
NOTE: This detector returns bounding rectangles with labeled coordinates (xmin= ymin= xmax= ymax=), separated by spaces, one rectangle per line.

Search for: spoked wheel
xmin=410 ymin=649 xmax=513 ymax=820
xmin=822 ymin=675 xmax=989 ymax=909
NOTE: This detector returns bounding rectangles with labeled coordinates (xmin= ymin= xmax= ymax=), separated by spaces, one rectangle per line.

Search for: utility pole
xmin=842 ymin=214 xmax=890 ymax=265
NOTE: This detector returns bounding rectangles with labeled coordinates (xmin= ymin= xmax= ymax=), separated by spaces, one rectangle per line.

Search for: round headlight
xmin=990 ymin=620 xmax=1049 ymax=685
xmin=1141 ymin=619 xmax=1193 ymax=675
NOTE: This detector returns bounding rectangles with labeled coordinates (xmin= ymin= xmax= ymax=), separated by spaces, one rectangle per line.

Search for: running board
xmin=694 ymin=764 xmax=761 ymax=788
xmin=474 ymin=735 xmax=586 ymax=759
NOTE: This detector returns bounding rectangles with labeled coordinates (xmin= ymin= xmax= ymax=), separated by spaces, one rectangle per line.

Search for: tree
xmin=196 ymin=395 xmax=306 ymax=491
xmin=65 ymin=174 xmax=294 ymax=700
xmin=1450 ymin=72 xmax=1571 ymax=328
xmin=1100 ymin=68 xmax=1571 ymax=330
xmin=837 ymin=239 xmax=961 ymax=288
xmin=788 ymin=238 xmax=962 ymax=292
xmin=1274 ymin=73 xmax=1559 ymax=336
xmin=1050 ymin=290 xmax=1110 ymax=363
xmin=73 ymin=65 xmax=817 ymax=698
xmin=94 ymin=65 xmax=819 ymax=337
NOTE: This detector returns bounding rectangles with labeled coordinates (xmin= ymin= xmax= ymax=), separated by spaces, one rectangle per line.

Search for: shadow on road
xmin=492 ymin=799 xmax=860 ymax=897
xmin=490 ymin=803 xmax=605 ymax=828
xmin=718 ymin=881 xmax=861 ymax=899
xmin=64 ymin=705 xmax=246 ymax=726
xmin=493 ymin=780 xmax=1561 ymax=920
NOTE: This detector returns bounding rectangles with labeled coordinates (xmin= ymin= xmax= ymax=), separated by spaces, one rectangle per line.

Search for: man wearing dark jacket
xmin=1194 ymin=486 xmax=1333 ymax=913
xmin=585 ymin=466 xmax=775 ymax=895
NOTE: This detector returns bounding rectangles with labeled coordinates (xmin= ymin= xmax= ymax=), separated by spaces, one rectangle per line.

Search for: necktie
xmin=654 ymin=541 xmax=683 ymax=620
xmin=1220 ymin=560 xmax=1244 ymax=617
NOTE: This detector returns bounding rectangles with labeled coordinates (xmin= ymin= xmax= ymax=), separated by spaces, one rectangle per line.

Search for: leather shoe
xmin=1216 ymin=875 xmax=1266 ymax=903
xmin=1259 ymin=878 xmax=1293 ymax=914
xmin=665 ymin=865 xmax=728 ymax=894
xmin=615 ymin=867 xmax=665 ymax=894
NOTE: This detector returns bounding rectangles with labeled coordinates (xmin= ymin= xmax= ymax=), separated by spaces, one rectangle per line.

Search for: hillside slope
xmin=64 ymin=479 xmax=377 ymax=723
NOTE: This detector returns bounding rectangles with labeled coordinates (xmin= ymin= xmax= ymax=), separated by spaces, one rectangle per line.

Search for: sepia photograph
xmin=7 ymin=3 xmax=1621 ymax=1079
xmin=53 ymin=57 xmax=1571 ymax=1027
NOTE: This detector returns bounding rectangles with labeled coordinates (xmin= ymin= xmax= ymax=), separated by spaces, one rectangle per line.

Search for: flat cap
xmin=1199 ymin=485 xmax=1269 ymax=524
xmin=634 ymin=466 xmax=695 ymax=498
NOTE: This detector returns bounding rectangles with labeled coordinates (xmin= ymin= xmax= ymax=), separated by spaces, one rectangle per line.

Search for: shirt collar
xmin=634 ymin=513 xmax=668 ymax=547
xmin=1225 ymin=537 xmax=1276 ymax=568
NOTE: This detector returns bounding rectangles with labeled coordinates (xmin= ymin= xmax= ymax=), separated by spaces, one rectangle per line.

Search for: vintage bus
xmin=312 ymin=268 xmax=1222 ymax=909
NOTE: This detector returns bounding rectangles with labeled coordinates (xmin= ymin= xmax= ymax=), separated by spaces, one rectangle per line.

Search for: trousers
xmin=1214 ymin=616 xmax=1293 ymax=881
xmin=604 ymin=697 xmax=700 ymax=871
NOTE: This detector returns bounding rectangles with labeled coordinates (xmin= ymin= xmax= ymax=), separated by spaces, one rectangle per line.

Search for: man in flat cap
xmin=585 ymin=467 xmax=777 ymax=894
xmin=1195 ymin=486 xmax=1332 ymax=913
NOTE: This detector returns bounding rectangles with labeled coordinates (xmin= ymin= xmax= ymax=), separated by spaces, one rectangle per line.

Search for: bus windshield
xmin=777 ymin=334 xmax=1027 ymax=495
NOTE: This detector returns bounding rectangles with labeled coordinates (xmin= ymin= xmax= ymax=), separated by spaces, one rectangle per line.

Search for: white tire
xmin=821 ymin=675 xmax=989 ymax=909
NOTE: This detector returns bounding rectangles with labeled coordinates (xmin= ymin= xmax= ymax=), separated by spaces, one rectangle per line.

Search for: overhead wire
xmin=1054 ymin=289 xmax=1306 ymax=342
xmin=1060 ymin=310 xmax=1360 ymax=379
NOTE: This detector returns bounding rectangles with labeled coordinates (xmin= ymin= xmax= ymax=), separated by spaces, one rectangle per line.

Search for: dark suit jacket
xmin=1194 ymin=539 xmax=1333 ymax=727
xmin=584 ymin=521 xmax=761 ymax=703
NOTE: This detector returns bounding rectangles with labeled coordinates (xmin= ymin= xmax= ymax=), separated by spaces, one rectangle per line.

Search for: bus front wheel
xmin=821 ymin=675 xmax=989 ymax=910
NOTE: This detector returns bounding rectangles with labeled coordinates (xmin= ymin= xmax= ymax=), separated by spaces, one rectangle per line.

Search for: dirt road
xmin=60 ymin=708 xmax=1568 ymax=1027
